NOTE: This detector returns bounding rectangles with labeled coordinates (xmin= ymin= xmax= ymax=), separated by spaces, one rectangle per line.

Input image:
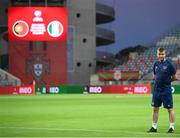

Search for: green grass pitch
xmin=0 ymin=94 xmax=180 ymax=137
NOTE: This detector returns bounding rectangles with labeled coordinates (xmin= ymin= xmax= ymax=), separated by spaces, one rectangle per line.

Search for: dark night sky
xmin=96 ymin=0 xmax=180 ymax=54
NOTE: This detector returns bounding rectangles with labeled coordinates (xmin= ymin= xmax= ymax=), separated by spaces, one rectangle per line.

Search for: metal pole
xmin=29 ymin=0 xmax=31 ymax=6
xmin=45 ymin=0 xmax=48 ymax=7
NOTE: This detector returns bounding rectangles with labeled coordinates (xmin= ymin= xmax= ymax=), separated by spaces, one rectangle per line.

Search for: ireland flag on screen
xmin=47 ymin=21 xmax=64 ymax=38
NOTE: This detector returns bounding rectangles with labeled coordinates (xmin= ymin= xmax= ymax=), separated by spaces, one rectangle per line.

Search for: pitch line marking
xmin=0 ymin=126 xmax=110 ymax=133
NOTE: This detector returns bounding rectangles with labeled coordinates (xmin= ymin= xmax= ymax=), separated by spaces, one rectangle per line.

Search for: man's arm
xmin=153 ymin=74 xmax=156 ymax=80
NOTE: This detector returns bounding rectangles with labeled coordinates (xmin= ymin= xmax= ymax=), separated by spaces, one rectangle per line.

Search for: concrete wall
xmin=0 ymin=0 xmax=7 ymax=26
xmin=67 ymin=0 xmax=96 ymax=85
xmin=0 ymin=0 xmax=8 ymax=56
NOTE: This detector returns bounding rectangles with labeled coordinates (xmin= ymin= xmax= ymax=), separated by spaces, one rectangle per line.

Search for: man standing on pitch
xmin=148 ymin=47 xmax=176 ymax=133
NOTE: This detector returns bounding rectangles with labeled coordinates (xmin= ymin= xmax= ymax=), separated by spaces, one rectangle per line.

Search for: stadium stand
xmin=0 ymin=68 xmax=21 ymax=86
xmin=117 ymin=26 xmax=180 ymax=75
xmin=95 ymin=25 xmax=180 ymax=85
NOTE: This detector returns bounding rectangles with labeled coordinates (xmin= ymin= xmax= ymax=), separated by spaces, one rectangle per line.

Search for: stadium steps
xmin=0 ymin=68 xmax=21 ymax=86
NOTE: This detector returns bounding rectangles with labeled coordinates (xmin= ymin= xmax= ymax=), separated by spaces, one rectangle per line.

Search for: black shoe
xmin=147 ymin=127 xmax=157 ymax=133
xmin=168 ymin=128 xmax=174 ymax=133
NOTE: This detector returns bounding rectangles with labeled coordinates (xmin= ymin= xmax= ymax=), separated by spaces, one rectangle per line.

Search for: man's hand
xmin=171 ymin=75 xmax=177 ymax=82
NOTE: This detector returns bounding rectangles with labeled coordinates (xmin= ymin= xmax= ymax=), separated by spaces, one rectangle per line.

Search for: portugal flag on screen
xmin=8 ymin=7 xmax=68 ymax=41
xmin=13 ymin=20 xmax=29 ymax=37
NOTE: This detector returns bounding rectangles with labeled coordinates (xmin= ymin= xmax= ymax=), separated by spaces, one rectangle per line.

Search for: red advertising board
xmin=88 ymin=85 xmax=151 ymax=94
xmin=0 ymin=86 xmax=35 ymax=95
xmin=8 ymin=7 xmax=67 ymax=41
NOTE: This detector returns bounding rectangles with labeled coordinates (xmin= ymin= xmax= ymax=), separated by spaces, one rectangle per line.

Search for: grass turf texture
xmin=0 ymin=94 xmax=180 ymax=137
